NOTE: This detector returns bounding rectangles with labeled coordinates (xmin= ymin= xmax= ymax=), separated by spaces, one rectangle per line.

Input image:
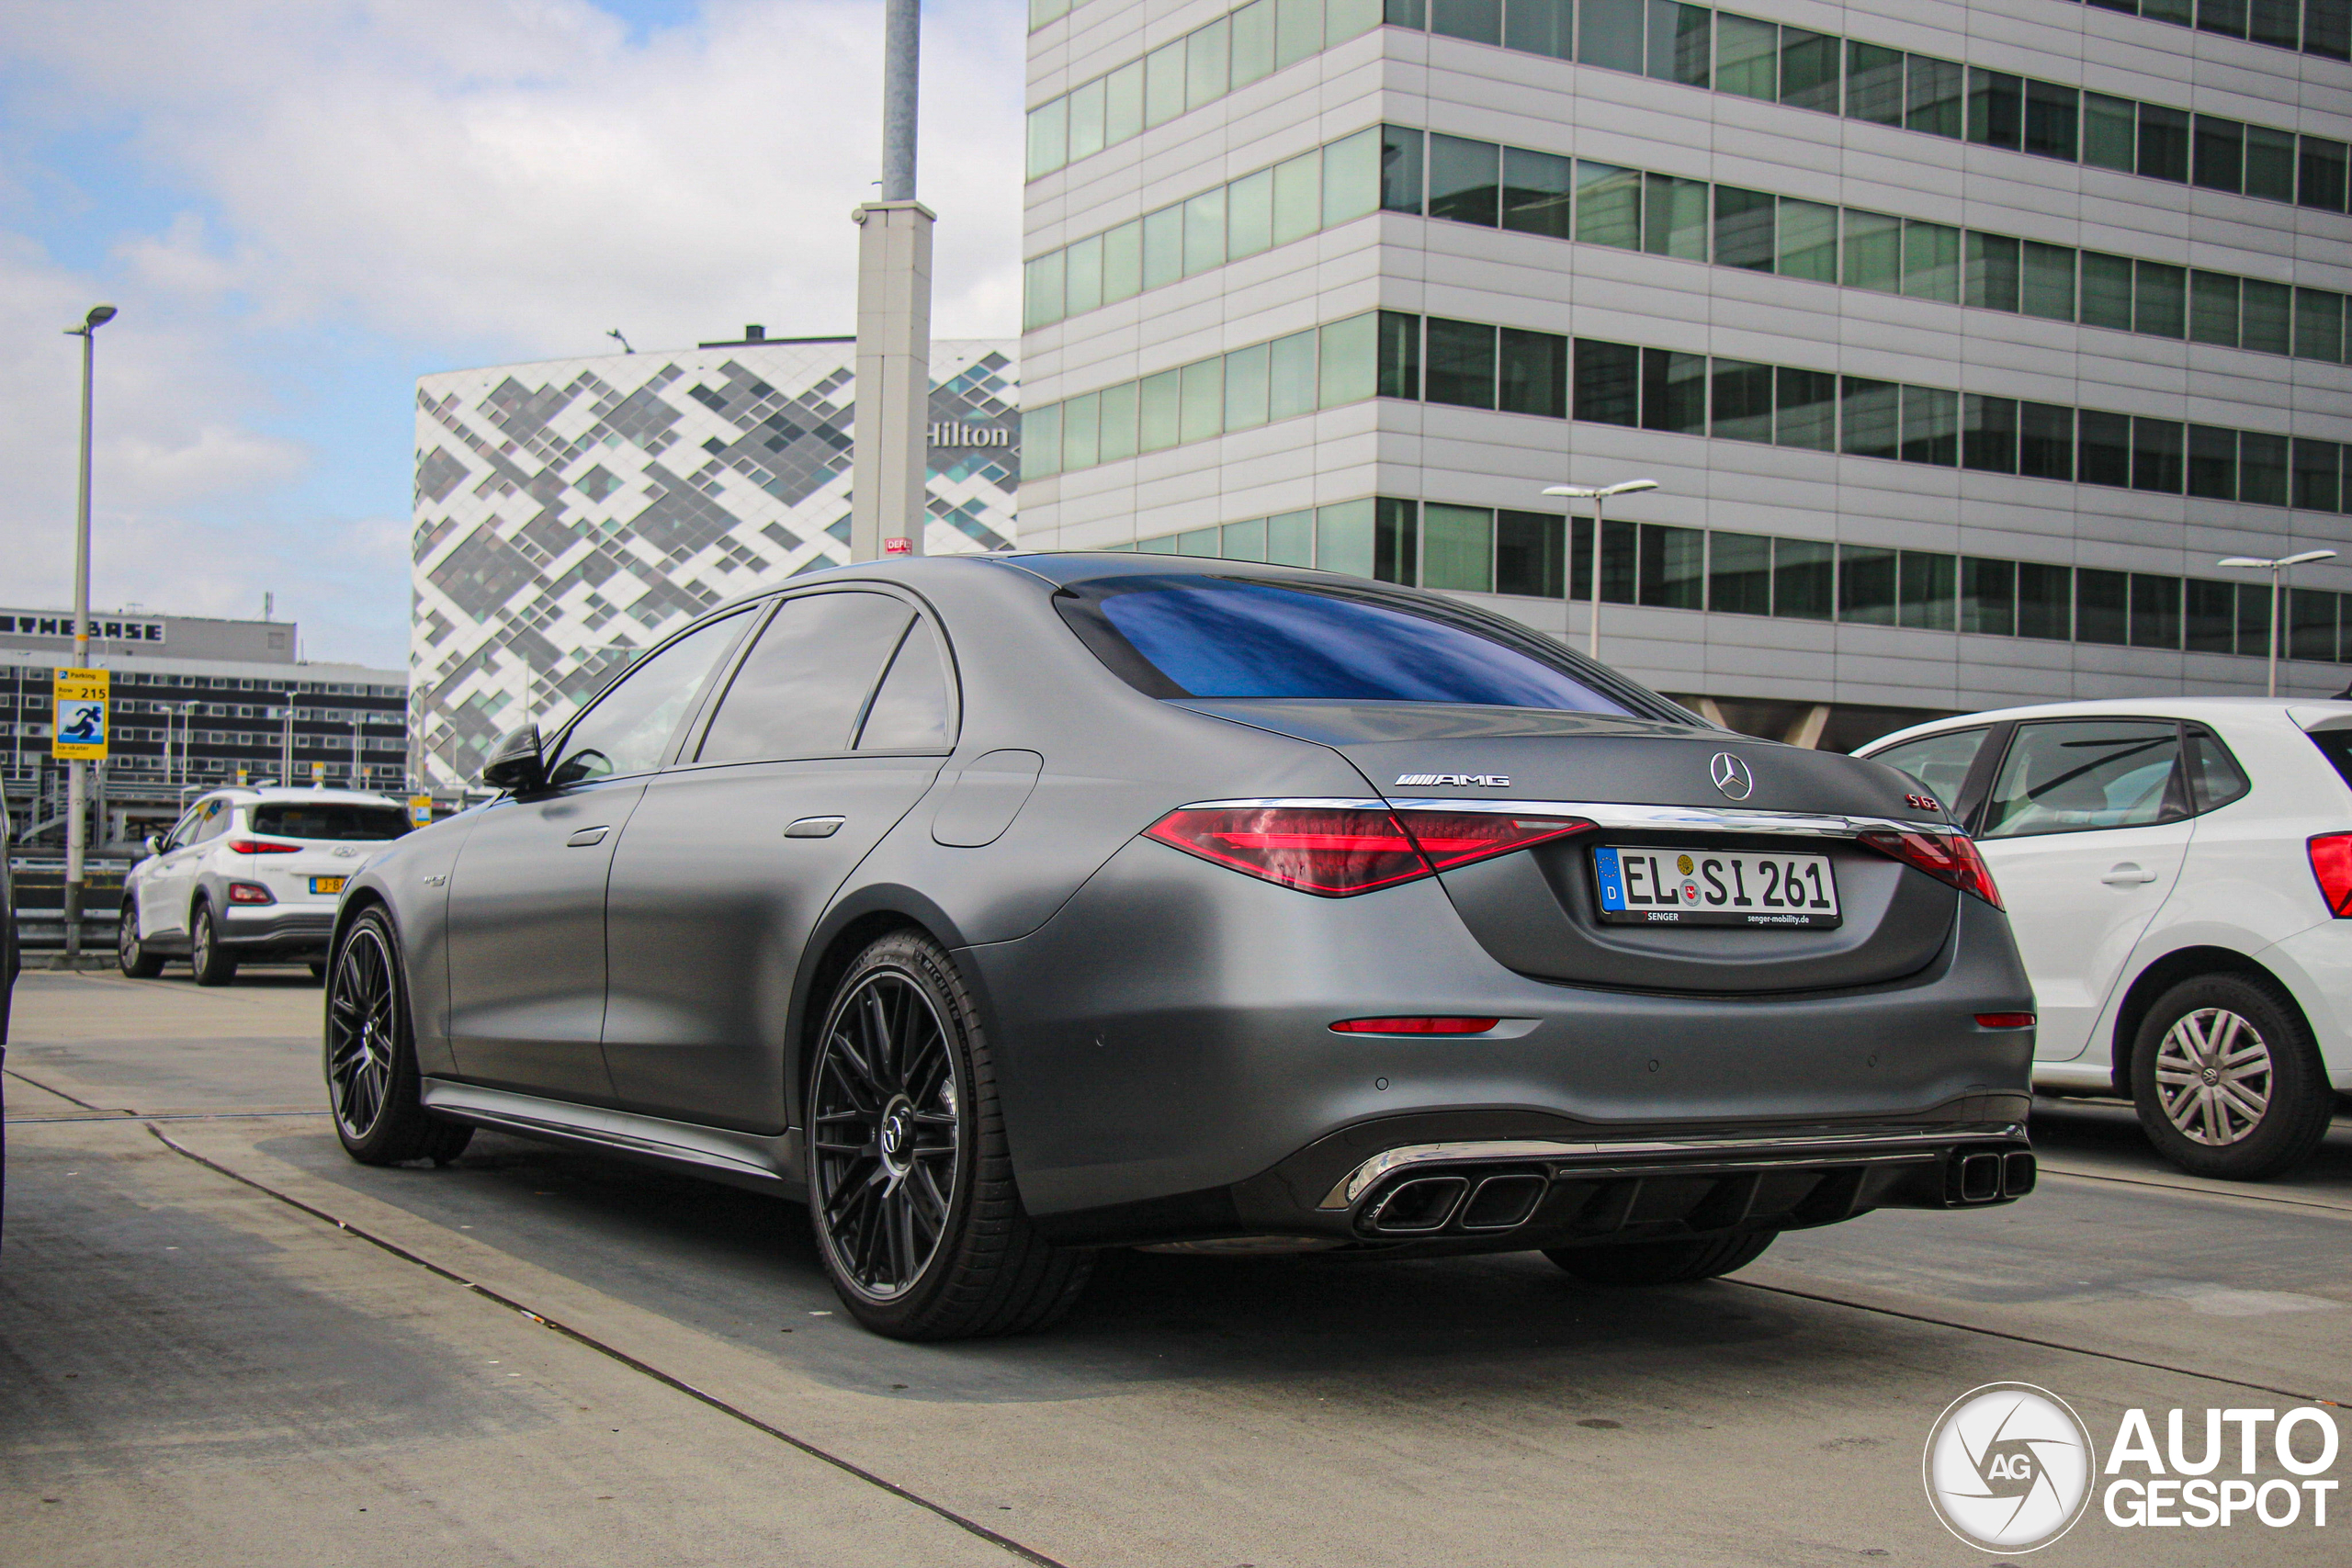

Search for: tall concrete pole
xmin=851 ymin=0 xmax=933 ymax=562
xmin=62 ymin=305 xmax=115 ymax=961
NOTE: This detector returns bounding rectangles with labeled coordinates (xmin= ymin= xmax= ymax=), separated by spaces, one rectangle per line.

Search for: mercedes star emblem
xmin=1709 ymin=752 xmax=1755 ymax=800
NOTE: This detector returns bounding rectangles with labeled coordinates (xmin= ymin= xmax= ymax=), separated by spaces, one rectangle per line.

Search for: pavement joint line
xmin=2036 ymin=1162 xmax=2352 ymax=1216
xmin=3 ymin=1066 xmax=117 ymax=1113
xmin=1724 ymin=1278 xmax=2345 ymax=1407
xmin=141 ymin=1122 xmax=1073 ymax=1568
xmin=8 ymin=1110 xmax=328 ymax=1124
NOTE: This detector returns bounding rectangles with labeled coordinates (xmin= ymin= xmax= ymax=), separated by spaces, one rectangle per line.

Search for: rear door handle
xmin=2101 ymin=863 xmax=2158 ymax=886
xmin=785 ymin=816 xmax=845 ymax=839
xmin=565 ymin=826 xmax=610 ymax=847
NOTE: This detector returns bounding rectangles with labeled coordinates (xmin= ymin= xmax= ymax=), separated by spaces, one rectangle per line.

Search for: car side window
xmin=1980 ymin=720 xmax=2186 ymax=840
xmin=164 ymin=809 xmax=202 ymax=850
xmin=856 ymin=616 xmax=955 ymax=750
xmin=1868 ymin=728 xmax=1987 ymax=807
xmin=547 ymin=611 xmax=752 ymax=787
xmin=2185 ymin=726 xmax=2252 ymax=812
xmin=192 ymin=800 xmax=233 ymax=843
xmin=695 ymin=592 xmax=916 ymax=764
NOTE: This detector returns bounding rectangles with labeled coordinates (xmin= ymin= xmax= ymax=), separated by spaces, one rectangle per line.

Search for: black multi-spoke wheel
xmin=812 ymin=970 xmax=961 ymax=1298
xmin=806 ymin=930 xmax=1091 ymax=1340
xmin=2132 ymin=973 xmax=2331 ymax=1180
xmin=323 ymin=908 xmax=471 ymax=1168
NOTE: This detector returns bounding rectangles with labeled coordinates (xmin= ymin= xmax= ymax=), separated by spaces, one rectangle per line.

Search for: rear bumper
xmin=1227 ymin=1118 xmax=2032 ymax=1251
xmin=968 ymin=840 xmax=2038 ymax=1241
xmin=217 ymin=906 xmax=336 ymax=954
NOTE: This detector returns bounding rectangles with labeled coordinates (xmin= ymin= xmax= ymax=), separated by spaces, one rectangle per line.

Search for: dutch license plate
xmin=1593 ymin=845 xmax=1840 ymax=929
xmin=310 ymin=876 xmax=346 ymax=896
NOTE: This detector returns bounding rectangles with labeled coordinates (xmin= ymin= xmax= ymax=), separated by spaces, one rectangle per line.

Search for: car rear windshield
xmin=1056 ymin=575 xmax=1650 ymax=715
xmin=2309 ymin=728 xmax=2352 ymax=791
xmin=249 ymin=804 xmax=412 ymax=841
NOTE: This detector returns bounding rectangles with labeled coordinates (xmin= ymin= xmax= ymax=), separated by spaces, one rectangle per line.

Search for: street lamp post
xmin=61 ymin=302 xmax=118 ymax=962
xmin=2219 ymin=549 xmax=2337 ymax=697
xmin=1541 ymin=479 xmax=1659 ymax=660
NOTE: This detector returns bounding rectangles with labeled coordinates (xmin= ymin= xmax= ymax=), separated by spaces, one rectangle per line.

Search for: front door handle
xmin=785 ymin=816 xmax=845 ymax=839
xmin=565 ymin=826 xmax=610 ymax=847
xmin=2102 ymin=863 xmax=2158 ymax=886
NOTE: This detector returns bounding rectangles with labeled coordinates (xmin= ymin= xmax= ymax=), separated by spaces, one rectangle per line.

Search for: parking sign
xmin=51 ymin=668 xmax=109 ymax=760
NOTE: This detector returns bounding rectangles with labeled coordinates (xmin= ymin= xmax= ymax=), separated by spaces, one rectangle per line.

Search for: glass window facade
xmin=1107 ymin=503 xmax=2352 ymax=665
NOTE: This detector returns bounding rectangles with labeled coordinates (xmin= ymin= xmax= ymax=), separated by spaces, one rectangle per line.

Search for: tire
xmin=1544 ymin=1231 xmax=1778 ymax=1286
xmin=117 ymin=897 xmax=165 ymax=978
xmin=806 ymin=930 xmax=1091 ymax=1341
xmin=324 ymin=907 xmax=473 ymax=1167
xmin=2130 ymin=972 xmax=2334 ymax=1181
xmin=188 ymin=900 xmax=238 ymax=987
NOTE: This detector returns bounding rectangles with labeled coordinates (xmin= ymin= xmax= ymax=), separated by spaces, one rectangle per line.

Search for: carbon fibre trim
xmin=1317 ymin=1123 xmax=2028 ymax=1209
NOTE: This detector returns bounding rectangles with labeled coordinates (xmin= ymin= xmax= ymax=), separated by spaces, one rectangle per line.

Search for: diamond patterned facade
xmin=411 ymin=339 xmax=1018 ymax=786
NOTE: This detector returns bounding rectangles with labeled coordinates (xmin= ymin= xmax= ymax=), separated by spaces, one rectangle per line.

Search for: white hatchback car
xmin=1860 ymin=698 xmax=2352 ymax=1179
xmin=119 ymin=787 xmax=416 ymax=987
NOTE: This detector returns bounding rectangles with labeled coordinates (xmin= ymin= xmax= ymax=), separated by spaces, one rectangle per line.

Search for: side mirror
xmin=480 ymin=724 xmax=547 ymax=793
xmin=143 ymin=833 xmax=163 ymax=858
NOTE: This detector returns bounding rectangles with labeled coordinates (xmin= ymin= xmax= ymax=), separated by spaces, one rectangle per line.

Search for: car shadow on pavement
xmin=264 ymin=1128 xmax=2007 ymax=1410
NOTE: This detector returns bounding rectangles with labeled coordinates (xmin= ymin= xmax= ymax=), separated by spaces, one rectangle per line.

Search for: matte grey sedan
xmin=325 ymin=553 xmax=2037 ymax=1340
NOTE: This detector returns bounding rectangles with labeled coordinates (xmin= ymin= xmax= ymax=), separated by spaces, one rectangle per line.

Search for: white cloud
xmin=0 ymin=0 xmax=1028 ymax=667
xmin=4 ymin=0 xmax=1027 ymax=352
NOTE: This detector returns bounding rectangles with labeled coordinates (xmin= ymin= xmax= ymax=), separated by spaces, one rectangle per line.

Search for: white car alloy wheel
xmin=2152 ymin=1007 xmax=2273 ymax=1146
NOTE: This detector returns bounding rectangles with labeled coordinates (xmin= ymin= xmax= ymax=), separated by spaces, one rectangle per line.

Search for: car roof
xmin=191 ymin=787 xmax=408 ymax=807
xmin=1862 ymin=695 xmax=2352 ymax=754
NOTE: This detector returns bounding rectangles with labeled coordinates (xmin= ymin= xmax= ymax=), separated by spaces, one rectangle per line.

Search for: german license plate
xmin=1593 ymin=846 xmax=1840 ymax=928
xmin=310 ymin=876 xmax=346 ymax=896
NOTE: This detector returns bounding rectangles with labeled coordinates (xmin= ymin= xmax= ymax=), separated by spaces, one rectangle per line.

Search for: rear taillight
xmin=227 ymin=881 xmax=275 ymax=905
xmin=1859 ymin=828 xmax=2003 ymax=909
xmin=2308 ymin=832 xmax=2352 ymax=916
xmin=1330 ymin=1017 xmax=1501 ymax=1034
xmin=226 ymin=839 xmax=300 ymax=855
xmin=1142 ymin=807 xmax=1591 ymax=897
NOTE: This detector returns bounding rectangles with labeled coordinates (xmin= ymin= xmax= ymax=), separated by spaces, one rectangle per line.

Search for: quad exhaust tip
xmin=1365 ymin=1171 xmax=1546 ymax=1235
xmin=1953 ymin=1149 xmax=2035 ymax=1205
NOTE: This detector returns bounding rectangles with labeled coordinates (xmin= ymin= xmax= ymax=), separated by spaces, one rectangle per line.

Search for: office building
xmin=1019 ymin=0 xmax=2352 ymax=745
xmin=411 ymin=333 xmax=1020 ymax=786
xmin=0 ymin=606 xmax=409 ymax=851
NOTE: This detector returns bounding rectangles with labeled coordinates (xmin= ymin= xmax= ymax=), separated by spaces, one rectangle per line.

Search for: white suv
xmin=119 ymin=787 xmax=415 ymax=987
xmin=1860 ymin=698 xmax=2352 ymax=1179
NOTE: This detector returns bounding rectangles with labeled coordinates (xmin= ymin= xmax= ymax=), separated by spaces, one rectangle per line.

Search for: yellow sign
xmin=408 ymin=794 xmax=435 ymax=827
xmin=51 ymin=668 xmax=109 ymax=760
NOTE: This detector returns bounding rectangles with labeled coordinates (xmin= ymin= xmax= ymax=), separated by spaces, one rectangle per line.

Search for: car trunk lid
xmin=1178 ymin=700 xmax=1959 ymax=995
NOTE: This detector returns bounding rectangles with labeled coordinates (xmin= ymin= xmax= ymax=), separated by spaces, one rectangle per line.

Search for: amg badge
xmin=1396 ymin=773 xmax=1511 ymax=787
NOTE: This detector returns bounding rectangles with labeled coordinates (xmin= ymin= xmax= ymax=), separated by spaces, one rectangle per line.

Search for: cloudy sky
xmin=0 ymin=0 xmax=1027 ymax=669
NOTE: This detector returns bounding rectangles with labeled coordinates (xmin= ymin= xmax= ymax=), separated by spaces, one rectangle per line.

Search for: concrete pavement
xmin=5 ymin=969 xmax=2346 ymax=1565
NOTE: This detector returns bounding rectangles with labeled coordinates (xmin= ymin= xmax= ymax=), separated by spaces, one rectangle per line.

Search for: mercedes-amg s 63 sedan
xmin=325 ymin=553 xmax=2037 ymax=1340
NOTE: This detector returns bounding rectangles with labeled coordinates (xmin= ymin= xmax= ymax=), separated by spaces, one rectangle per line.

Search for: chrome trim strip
xmin=1317 ymin=1125 xmax=2025 ymax=1209
xmin=1182 ymin=798 xmax=1953 ymax=839
xmin=421 ymin=1080 xmax=793 ymax=1184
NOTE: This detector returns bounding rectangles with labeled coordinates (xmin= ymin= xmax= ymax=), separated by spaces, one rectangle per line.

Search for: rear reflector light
xmin=1142 ymin=807 xmax=1591 ymax=897
xmin=2309 ymin=832 xmax=2352 ymax=917
xmin=1974 ymin=1012 xmax=2035 ymax=1030
xmin=1330 ymin=1017 xmax=1501 ymax=1034
xmin=226 ymin=839 xmax=300 ymax=855
xmin=1859 ymin=828 xmax=2002 ymax=909
xmin=227 ymin=882 xmax=275 ymax=905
